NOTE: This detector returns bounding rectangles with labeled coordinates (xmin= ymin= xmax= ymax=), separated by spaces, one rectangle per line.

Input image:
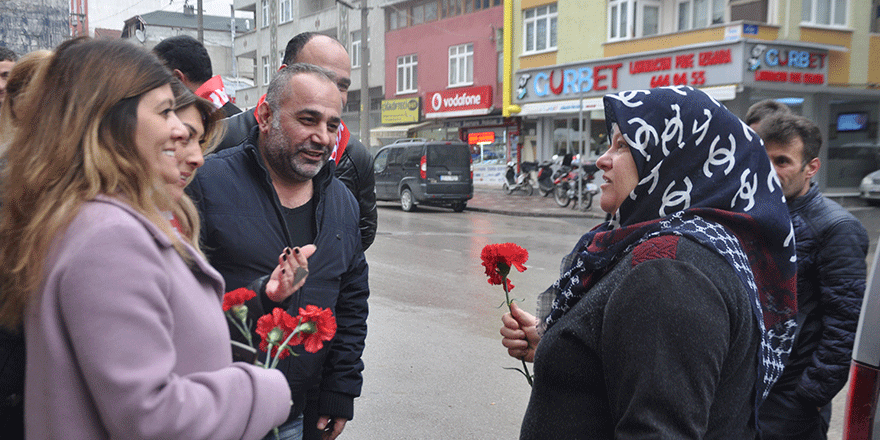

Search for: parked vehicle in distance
xmin=553 ymin=162 xmax=600 ymax=211
xmin=503 ymin=161 xmax=535 ymax=196
xmin=373 ymin=139 xmax=473 ymax=212
xmin=843 ymin=235 xmax=880 ymax=439
xmin=860 ymin=169 xmax=880 ymax=205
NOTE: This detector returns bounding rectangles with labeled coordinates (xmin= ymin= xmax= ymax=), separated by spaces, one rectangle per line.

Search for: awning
xmin=369 ymin=121 xmax=432 ymax=138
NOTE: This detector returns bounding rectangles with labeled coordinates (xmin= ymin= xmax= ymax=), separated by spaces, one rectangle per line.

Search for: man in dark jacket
xmin=187 ymin=63 xmax=369 ymax=440
xmin=756 ymin=113 xmax=869 ymax=440
xmin=216 ymin=32 xmax=377 ymax=250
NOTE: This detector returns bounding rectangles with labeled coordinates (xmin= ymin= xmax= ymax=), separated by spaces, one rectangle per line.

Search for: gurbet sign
xmin=514 ymin=41 xmax=831 ymax=106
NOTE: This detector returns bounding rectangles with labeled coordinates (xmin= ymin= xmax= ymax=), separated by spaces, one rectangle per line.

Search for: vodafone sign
xmin=425 ymin=85 xmax=493 ymax=119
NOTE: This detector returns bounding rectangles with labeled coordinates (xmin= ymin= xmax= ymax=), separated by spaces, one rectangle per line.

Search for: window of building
xmin=261 ymin=0 xmax=269 ymax=28
xmin=351 ymin=30 xmax=370 ymax=68
xmin=448 ymin=43 xmax=473 ymax=87
xmin=388 ymin=8 xmax=407 ymax=30
xmin=279 ymin=0 xmax=292 ymax=23
xmin=262 ymin=56 xmax=270 ymax=85
xmin=801 ymin=0 xmax=847 ymax=26
xmin=609 ymin=0 xmax=660 ymax=40
xmin=442 ymin=0 xmax=462 ymax=18
xmin=677 ymin=0 xmax=724 ymax=31
xmin=300 ymin=0 xmax=332 ymax=16
xmin=411 ymin=1 xmax=438 ymax=25
xmin=523 ymin=4 xmax=557 ymax=54
xmin=397 ymin=54 xmax=418 ymax=94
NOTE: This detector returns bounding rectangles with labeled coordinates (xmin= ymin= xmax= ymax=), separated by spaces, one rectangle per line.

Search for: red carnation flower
xmin=480 ymin=243 xmax=529 ymax=291
xmin=222 ymin=288 xmax=256 ymax=312
xmin=256 ymin=308 xmax=299 ymax=360
xmin=290 ymin=305 xmax=337 ymax=353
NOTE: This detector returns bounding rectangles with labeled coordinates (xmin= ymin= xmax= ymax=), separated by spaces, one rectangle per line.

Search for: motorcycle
xmin=553 ymin=162 xmax=600 ymax=210
xmin=503 ymin=161 xmax=535 ymax=196
xmin=536 ymin=161 xmax=556 ymax=197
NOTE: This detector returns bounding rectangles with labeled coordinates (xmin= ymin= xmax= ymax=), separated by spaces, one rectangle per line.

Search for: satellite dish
xmin=135 ymin=29 xmax=146 ymax=43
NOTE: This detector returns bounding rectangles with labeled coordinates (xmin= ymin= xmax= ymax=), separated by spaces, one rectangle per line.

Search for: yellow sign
xmin=381 ymin=97 xmax=421 ymax=124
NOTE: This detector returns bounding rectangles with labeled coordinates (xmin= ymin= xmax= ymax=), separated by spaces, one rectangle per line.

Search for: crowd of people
xmin=0 ymin=31 xmax=871 ymax=440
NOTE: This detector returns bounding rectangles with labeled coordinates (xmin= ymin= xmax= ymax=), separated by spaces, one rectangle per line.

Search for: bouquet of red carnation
xmin=481 ymin=242 xmax=533 ymax=386
xmin=221 ymin=289 xmax=336 ymax=369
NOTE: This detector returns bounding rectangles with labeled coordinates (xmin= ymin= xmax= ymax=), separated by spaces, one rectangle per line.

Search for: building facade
xmin=508 ymin=0 xmax=880 ymax=193
xmin=0 ymin=0 xmax=69 ymax=56
xmin=380 ymin=0 xmax=513 ymax=184
xmin=231 ymin=0 xmax=386 ymax=140
xmin=122 ymin=9 xmax=254 ymax=103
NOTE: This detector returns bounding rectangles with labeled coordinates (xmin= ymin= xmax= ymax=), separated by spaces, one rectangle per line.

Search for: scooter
xmin=536 ymin=161 xmax=556 ymax=197
xmin=553 ymin=162 xmax=600 ymax=210
xmin=503 ymin=161 xmax=535 ymax=196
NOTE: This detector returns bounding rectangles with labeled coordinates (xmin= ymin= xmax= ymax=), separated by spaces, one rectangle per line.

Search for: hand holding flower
xmin=266 ymin=245 xmax=317 ymax=303
xmin=500 ymin=302 xmax=539 ymax=363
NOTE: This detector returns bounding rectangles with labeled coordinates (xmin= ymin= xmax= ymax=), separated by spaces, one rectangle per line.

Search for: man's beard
xmin=262 ymin=121 xmax=330 ymax=182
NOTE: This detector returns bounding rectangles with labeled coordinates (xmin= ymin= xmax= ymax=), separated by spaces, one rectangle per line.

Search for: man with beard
xmin=187 ymin=63 xmax=369 ymax=440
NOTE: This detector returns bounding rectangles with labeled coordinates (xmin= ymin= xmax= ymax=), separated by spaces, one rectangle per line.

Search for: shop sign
xmin=744 ymin=43 xmax=828 ymax=87
xmin=425 ymin=85 xmax=493 ymax=119
xmin=515 ymin=43 xmax=743 ymax=104
xmin=468 ymin=131 xmax=495 ymax=144
xmin=381 ymin=97 xmax=421 ymax=124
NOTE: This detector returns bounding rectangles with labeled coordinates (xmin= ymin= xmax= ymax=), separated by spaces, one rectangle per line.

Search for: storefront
xmin=514 ymin=39 xmax=880 ymax=193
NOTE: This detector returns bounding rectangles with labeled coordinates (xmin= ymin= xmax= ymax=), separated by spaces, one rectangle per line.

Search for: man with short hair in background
xmin=756 ymin=113 xmax=869 ymax=440
xmin=153 ymin=35 xmax=242 ymax=117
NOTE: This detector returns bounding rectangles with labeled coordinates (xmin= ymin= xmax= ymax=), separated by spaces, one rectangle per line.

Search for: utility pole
xmin=359 ymin=0 xmax=370 ymax=145
xmin=197 ymin=0 xmax=204 ymax=43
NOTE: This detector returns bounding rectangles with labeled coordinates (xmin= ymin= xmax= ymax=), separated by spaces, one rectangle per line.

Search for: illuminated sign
xmin=425 ymin=85 xmax=493 ymax=119
xmin=467 ymin=131 xmax=495 ymax=144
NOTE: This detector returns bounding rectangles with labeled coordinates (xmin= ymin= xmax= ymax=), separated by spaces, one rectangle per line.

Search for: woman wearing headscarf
xmin=501 ymin=86 xmax=797 ymax=439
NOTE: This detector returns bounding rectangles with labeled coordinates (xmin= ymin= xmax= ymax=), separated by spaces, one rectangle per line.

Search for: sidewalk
xmin=466 ymin=184 xmax=607 ymax=219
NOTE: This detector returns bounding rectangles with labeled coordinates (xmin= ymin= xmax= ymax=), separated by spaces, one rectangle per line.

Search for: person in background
xmin=0 ymin=37 xmax=291 ymax=439
xmin=153 ymin=35 xmax=242 ymax=117
xmin=0 ymin=47 xmax=16 ymax=110
xmin=217 ymin=32 xmax=377 ymax=251
xmin=500 ymin=86 xmax=798 ymax=439
xmin=0 ymin=48 xmax=51 ymax=440
xmin=746 ymin=98 xmax=791 ymax=131
xmin=187 ymin=63 xmax=369 ymax=440
xmin=755 ymin=113 xmax=869 ymax=440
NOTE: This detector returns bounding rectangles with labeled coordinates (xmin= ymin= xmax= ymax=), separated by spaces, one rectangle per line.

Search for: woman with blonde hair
xmin=0 ymin=37 xmax=291 ymax=439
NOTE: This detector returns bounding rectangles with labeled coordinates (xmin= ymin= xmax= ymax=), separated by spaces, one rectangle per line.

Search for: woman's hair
xmin=167 ymin=79 xmax=225 ymax=247
xmin=0 ymin=50 xmax=53 ymax=148
xmin=0 ymin=37 xmax=182 ymax=329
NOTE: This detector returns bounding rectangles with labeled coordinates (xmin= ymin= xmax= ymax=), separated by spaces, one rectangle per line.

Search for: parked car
xmin=373 ymin=139 xmax=473 ymax=212
xmin=860 ymin=169 xmax=880 ymax=205
xmin=843 ymin=235 xmax=880 ymax=439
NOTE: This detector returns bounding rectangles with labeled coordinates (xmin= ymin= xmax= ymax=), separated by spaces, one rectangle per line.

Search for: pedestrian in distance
xmin=0 ymin=37 xmax=292 ymax=439
xmin=745 ymin=98 xmax=792 ymax=131
xmin=755 ymin=113 xmax=869 ymax=440
xmin=500 ymin=86 xmax=799 ymax=439
xmin=186 ymin=62 xmax=369 ymax=440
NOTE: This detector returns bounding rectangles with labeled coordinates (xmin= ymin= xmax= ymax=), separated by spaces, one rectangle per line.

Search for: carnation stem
xmin=503 ymin=276 xmax=533 ymax=387
xmin=270 ymin=323 xmax=303 ymax=369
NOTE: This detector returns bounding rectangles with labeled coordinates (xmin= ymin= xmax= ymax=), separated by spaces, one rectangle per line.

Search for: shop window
xmin=449 ymin=43 xmax=473 ymax=87
xmin=677 ymin=0 xmax=725 ymax=31
xmin=397 ymin=54 xmax=418 ymax=94
xmin=609 ymin=0 xmax=660 ymax=40
xmin=523 ymin=3 xmax=557 ymax=54
xmin=801 ymin=0 xmax=847 ymax=27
